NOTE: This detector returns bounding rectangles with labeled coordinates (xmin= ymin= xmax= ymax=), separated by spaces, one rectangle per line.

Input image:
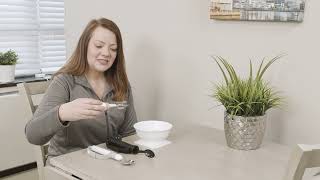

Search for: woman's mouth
xmin=97 ymin=59 xmax=109 ymax=65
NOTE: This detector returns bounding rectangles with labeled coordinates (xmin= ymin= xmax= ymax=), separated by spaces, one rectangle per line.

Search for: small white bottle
xmin=87 ymin=145 xmax=123 ymax=161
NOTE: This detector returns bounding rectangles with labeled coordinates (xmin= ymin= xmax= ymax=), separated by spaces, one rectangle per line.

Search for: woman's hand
xmin=58 ymin=98 xmax=107 ymax=122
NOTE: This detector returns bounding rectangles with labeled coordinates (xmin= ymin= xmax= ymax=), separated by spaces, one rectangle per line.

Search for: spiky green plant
xmin=212 ymin=55 xmax=283 ymax=117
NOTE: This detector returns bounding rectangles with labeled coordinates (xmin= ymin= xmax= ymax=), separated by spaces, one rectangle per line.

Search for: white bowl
xmin=134 ymin=121 xmax=172 ymax=142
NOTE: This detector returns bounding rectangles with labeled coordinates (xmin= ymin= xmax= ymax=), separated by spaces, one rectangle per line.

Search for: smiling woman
xmin=55 ymin=18 xmax=128 ymax=101
xmin=25 ymin=18 xmax=137 ymax=161
xmin=87 ymin=27 xmax=118 ymax=73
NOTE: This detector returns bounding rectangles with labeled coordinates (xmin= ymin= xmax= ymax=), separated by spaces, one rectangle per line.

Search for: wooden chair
xmin=18 ymin=81 xmax=51 ymax=180
xmin=284 ymin=144 xmax=320 ymax=180
xmin=18 ymin=81 xmax=77 ymax=180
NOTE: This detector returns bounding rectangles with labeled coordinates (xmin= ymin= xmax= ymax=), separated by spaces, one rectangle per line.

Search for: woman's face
xmin=87 ymin=26 xmax=118 ymax=73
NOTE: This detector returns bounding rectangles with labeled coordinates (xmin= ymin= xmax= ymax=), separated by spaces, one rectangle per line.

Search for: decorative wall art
xmin=210 ymin=0 xmax=305 ymax=22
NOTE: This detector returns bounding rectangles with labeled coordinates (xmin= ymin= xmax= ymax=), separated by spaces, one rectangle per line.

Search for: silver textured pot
xmin=224 ymin=112 xmax=266 ymax=150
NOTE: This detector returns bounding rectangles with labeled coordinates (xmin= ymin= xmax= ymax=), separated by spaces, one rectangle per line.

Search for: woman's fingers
xmin=84 ymin=104 xmax=105 ymax=112
xmin=59 ymin=98 xmax=106 ymax=121
xmin=93 ymin=104 xmax=105 ymax=111
xmin=80 ymin=115 xmax=99 ymax=120
xmin=80 ymin=109 xmax=103 ymax=117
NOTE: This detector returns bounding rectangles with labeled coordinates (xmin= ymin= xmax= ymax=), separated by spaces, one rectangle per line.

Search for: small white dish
xmin=133 ymin=120 xmax=172 ymax=149
xmin=134 ymin=139 xmax=171 ymax=149
xmin=133 ymin=120 xmax=173 ymax=142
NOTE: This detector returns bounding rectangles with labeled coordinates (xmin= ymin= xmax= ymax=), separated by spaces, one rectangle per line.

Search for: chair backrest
xmin=284 ymin=144 xmax=320 ymax=180
xmin=17 ymin=81 xmax=51 ymax=180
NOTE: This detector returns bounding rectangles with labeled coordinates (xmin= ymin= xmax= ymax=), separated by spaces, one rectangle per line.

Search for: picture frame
xmin=210 ymin=0 xmax=305 ymax=22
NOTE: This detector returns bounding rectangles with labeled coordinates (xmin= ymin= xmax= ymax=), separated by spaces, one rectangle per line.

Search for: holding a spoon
xmin=24 ymin=18 xmax=138 ymax=162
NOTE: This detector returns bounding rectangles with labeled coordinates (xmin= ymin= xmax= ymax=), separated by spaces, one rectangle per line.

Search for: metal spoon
xmin=138 ymin=149 xmax=155 ymax=158
xmin=120 ymin=158 xmax=135 ymax=166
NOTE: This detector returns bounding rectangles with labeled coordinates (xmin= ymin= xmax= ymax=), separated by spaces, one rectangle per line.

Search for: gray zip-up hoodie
xmin=25 ymin=73 xmax=137 ymax=158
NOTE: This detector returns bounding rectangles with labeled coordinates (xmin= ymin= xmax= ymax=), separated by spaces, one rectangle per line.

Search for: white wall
xmin=65 ymin=0 xmax=320 ymax=146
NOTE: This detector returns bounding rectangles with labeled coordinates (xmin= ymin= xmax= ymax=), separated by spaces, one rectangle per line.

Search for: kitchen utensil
xmin=87 ymin=146 xmax=135 ymax=166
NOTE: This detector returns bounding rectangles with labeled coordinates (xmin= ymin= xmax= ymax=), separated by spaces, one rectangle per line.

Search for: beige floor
xmin=1 ymin=169 xmax=38 ymax=180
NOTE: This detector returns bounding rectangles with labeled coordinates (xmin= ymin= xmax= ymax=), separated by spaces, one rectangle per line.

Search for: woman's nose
xmin=101 ymin=48 xmax=110 ymax=57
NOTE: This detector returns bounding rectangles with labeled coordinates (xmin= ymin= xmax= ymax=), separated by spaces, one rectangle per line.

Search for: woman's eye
xmin=95 ymin=45 xmax=103 ymax=48
xmin=111 ymin=48 xmax=117 ymax=52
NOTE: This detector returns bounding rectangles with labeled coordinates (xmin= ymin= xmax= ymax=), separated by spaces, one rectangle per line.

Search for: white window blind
xmin=0 ymin=0 xmax=66 ymax=77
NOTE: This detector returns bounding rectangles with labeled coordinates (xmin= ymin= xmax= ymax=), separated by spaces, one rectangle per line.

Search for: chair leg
xmin=33 ymin=146 xmax=46 ymax=180
xmin=37 ymin=166 xmax=45 ymax=180
xmin=283 ymin=146 xmax=310 ymax=180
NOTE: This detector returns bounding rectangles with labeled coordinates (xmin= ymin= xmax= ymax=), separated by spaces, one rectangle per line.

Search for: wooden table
xmin=47 ymin=123 xmax=292 ymax=180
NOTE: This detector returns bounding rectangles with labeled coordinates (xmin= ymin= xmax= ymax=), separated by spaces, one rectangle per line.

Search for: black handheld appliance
xmin=106 ymin=136 xmax=155 ymax=158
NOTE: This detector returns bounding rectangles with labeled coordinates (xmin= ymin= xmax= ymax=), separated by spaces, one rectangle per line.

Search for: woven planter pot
xmin=224 ymin=112 xmax=266 ymax=150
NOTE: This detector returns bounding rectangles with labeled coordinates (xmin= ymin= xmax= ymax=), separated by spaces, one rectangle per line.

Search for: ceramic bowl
xmin=133 ymin=121 xmax=172 ymax=141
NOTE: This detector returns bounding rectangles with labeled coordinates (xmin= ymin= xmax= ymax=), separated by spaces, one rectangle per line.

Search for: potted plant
xmin=0 ymin=50 xmax=18 ymax=83
xmin=212 ymin=55 xmax=283 ymax=150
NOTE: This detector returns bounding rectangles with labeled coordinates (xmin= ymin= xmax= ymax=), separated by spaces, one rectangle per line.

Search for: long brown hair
xmin=55 ymin=18 xmax=129 ymax=101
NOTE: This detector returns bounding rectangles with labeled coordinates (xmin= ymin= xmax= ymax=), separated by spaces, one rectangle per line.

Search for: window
xmin=0 ymin=0 xmax=66 ymax=77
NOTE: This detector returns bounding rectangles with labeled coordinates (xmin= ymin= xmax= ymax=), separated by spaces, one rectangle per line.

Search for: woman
xmin=25 ymin=18 xmax=137 ymax=158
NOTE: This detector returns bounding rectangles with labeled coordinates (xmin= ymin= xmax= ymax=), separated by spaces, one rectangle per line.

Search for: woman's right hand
xmin=58 ymin=98 xmax=106 ymax=122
